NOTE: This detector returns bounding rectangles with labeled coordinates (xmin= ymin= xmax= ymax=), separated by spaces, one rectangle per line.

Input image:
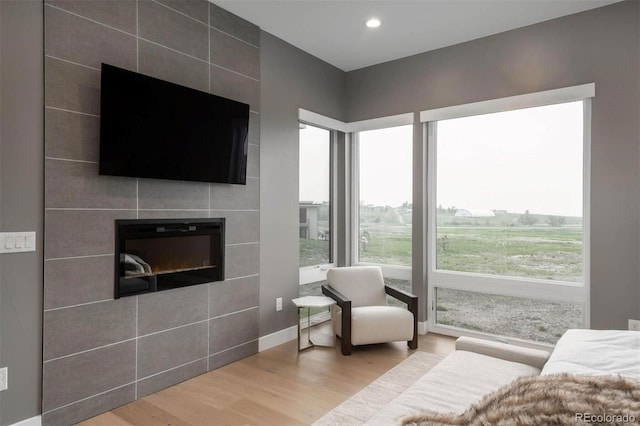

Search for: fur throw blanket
xmin=401 ymin=374 xmax=640 ymax=426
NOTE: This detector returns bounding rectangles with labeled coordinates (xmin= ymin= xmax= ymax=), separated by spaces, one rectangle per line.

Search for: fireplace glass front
xmin=115 ymin=219 xmax=224 ymax=298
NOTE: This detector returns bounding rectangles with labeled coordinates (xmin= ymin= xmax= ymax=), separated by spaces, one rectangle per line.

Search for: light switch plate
xmin=0 ymin=232 xmax=36 ymax=254
xmin=0 ymin=367 xmax=7 ymax=391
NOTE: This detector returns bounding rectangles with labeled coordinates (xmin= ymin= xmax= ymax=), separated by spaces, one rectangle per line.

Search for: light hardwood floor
xmin=80 ymin=330 xmax=456 ymax=426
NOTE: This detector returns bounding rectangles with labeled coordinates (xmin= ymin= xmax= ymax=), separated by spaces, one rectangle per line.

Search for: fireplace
xmin=114 ymin=218 xmax=225 ymax=298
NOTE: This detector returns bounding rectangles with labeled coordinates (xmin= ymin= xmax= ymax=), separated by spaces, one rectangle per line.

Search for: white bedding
xmin=541 ymin=329 xmax=640 ymax=379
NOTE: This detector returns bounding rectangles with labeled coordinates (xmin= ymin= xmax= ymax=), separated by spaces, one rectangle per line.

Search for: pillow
xmin=541 ymin=329 xmax=640 ymax=378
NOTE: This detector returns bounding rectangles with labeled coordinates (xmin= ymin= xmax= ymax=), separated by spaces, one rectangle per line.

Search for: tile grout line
xmin=45 ymin=253 xmax=114 ymax=262
xmin=209 ymin=209 xmax=259 ymax=212
xmin=44 ymin=337 xmax=138 ymax=364
xmin=209 ymin=25 xmax=260 ymax=50
xmin=208 ymin=1 xmax=212 ymax=222
xmin=45 ymin=54 xmax=100 ymax=72
xmin=45 ymin=208 xmax=138 ymax=211
xmin=135 ymin=296 xmax=139 ymax=399
xmin=207 ymin=283 xmax=211 ymax=371
xmin=45 ymin=3 xmax=136 ymax=38
xmin=210 ymin=61 xmax=260 ymax=82
xmin=210 ymin=339 xmax=258 ymax=358
xmin=136 ymin=0 xmax=139 ymax=73
xmin=44 ymin=105 xmax=100 ymax=118
xmin=45 ymin=298 xmax=114 ymax=313
xmin=151 ymin=0 xmax=208 ymax=27
xmin=136 ymin=0 xmax=140 ymax=221
xmin=138 ymin=319 xmax=210 ymax=340
xmin=137 ymin=356 xmax=209 ymax=383
xmin=224 ymin=274 xmax=259 ymax=281
xmin=45 ymin=157 xmax=98 ymax=164
xmin=43 ymin=382 xmax=136 ymax=416
xmin=46 ymin=95 xmax=252 ymax=119
xmin=208 ymin=0 xmax=211 ymax=95
xmin=44 ymin=318 xmax=215 ymax=365
xmin=210 ymin=305 xmax=258 ymax=321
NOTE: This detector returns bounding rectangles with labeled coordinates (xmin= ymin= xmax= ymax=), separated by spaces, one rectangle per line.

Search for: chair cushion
xmin=337 ymin=306 xmax=414 ymax=346
xmin=327 ymin=266 xmax=387 ymax=307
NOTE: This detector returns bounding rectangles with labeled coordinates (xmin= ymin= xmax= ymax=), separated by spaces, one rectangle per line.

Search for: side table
xmin=291 ymin=295 xmax=336 ymax=351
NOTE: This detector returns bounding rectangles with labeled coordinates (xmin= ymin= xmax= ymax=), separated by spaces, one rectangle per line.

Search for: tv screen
xmin=99 ymin=63 xmax=249 ymax=184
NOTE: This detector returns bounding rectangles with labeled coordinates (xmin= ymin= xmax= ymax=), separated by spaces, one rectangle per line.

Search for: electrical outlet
xmin=276 ymin=297 xmax=283 ymax=312
xmin=0 ymin=367 xmax=7 ymax=392
xmin=629 ymin=319 xmax=640 ymax=331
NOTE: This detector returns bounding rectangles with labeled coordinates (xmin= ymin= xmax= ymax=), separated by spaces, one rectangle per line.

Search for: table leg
xmin=331 ymin=304 xmax=337 ymax=346
xmin=307 ymin=306 xmax=312 ymax=347
xmin=297 ymin=307 xmax=302 ymax=351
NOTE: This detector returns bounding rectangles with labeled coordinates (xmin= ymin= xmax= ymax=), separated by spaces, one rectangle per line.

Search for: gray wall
xmin=0 ymin=1 xmax=44 ymax=425
xmin=346 ymin=1 xmax=640 ymax=328
xmin=259 ymin=31 xmax=345 ymax=336
xmin=42 ymin=1 xmax=260 ymax=424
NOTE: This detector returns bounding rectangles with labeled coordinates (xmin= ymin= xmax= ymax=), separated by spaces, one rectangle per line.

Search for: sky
xmin=437 ymin=101 xmax=583 ymax=217
xmin=299 ymin=124 xmax=413 ymax=207
xmin=299 ymin=100 xmax=584 ymax=217
xmin=358 ymin=125 xmax=413 ymax=207
xmin=299 ymin=124 xmax=330 ymax=203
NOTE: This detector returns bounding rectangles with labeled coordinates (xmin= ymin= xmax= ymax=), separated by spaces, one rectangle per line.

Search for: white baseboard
xmin=260 ymin=322 xmax=428 ymax=351
xmin=10 ymin=415 xmax=41 ymax=426
xmin=258 ymin=325 xmax=298 ymax=352
xmin=418 ymin=321 xmax=428 ymax=335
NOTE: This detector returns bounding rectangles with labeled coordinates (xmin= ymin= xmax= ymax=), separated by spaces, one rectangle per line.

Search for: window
xmin=299 ymin=123 xmax=332 ymax=270
xmin=426 ymin=87 xmax=591 ymax=345
xmin=356 ymin=125 xmax=413 ymax=269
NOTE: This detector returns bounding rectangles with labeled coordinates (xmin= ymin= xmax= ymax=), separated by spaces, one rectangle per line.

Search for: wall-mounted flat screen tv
xmin=99 ymin=63 xmax=249 ymax=184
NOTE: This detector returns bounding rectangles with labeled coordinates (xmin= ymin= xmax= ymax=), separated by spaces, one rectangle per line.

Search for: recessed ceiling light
xmin=366 ymin=18 xmax=381 ymax=28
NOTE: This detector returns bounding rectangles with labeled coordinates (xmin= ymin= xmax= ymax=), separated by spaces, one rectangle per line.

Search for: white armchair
xmin=322 ymin=266 xmax=418 ymax=355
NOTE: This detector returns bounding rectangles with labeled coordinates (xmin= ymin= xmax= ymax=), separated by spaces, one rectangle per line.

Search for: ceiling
xmin=212 ymin=0 xmax=622 ymax=72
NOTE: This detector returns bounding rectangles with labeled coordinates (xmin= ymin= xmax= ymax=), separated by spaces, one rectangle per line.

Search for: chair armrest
xmin=322 ymin=284 xmax=353 ymax=355
xmin=385 ymin=285 xmax=418 ymax=350
xmin=455 ymin=336 xmax=550 ymax=369
xmin=385 ymin=285 xmax=417 ymax=304
xmin=321 ymin=284 xmax=351 ymax=308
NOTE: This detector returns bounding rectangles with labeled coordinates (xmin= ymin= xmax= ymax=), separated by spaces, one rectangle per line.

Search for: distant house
xmin=299 ymin=202 xmax=322 ymax=239
xmin=455 ymin=209 xmax=496 ymax=218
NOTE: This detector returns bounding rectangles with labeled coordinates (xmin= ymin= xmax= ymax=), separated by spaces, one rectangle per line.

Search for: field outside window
xmin=435 ymin=287 xmax=584 ymax=344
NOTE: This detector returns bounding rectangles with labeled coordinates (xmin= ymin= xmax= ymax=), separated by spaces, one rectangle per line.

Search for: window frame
xmin=423 ymin=84 xmax=593 ymax=345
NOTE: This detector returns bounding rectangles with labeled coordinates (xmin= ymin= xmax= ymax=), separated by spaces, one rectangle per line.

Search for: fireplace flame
xmin=151 ymin=259 xmax=211 ymax=274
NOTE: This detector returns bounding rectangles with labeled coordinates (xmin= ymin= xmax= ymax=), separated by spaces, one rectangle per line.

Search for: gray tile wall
xmin=43 ymin=1 xmax=260 ymax=424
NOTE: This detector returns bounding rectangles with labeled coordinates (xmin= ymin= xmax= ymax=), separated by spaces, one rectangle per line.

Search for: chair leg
xmin=341 ymin=337 xmax=352 ymax=356
xmin=408 ymin=296 xmax=418 ymax=350
xmin=408 ymin=336 xmax=418 ymax=350
xmin=341 ymin=301 xmax=352 ymax=355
